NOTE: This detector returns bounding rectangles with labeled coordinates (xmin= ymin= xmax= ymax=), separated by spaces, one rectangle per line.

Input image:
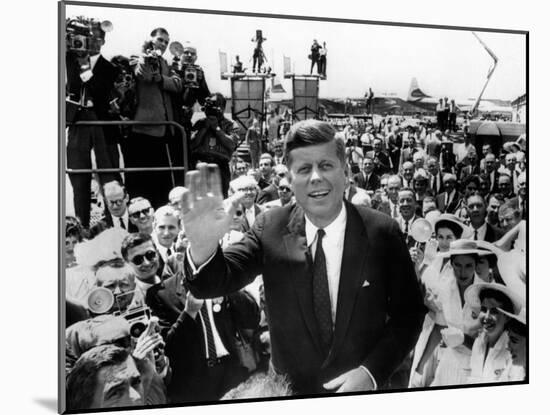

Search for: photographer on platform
xmin=172 ymin=42 xmax=211 ymax=139
xmin=190 ymin=93 xmax=239 ymax=197
xmin=123 ymin=27 xmax=183 ymax=209
xmin=65 ymin=17 xmax=122 ymax=229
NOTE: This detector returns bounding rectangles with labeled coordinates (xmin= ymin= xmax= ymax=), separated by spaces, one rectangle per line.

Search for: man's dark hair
xmin=490 ymin=192 xmax=506 ymax=203
xmin=397 ymin=187 xmax=416 ymax=200
xmin=479 ymin=287 xmax=515 ymax=314
xmin=284 ymin=120 xmax=344 ymax=167
xmin=66 ymin=345 xmax=131 ymax=410
xmin=121 ymin=233 xmax=153 ymax=261
xmin=467 ymin=192 xmax=487 ymax=207
xmin=461 ymin=174 xmax=481 ymax=190
xmin=150 ymin=27 xmax=169 ymax=37
xmin=210 ymin=92 xmax=227 ymax=111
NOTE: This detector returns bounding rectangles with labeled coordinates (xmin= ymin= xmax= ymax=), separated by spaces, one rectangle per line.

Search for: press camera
xmin=66 ymin=16 xmax=113 ymax=55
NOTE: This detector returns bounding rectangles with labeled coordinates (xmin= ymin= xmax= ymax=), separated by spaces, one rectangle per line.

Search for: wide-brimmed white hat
xmin=434 ymin=214 xmax=469 ymax=238
xmin=464 ymin=282 xmax=525 ymax=314
xmin=497 ymin=306 xmax=526 ymax=325
xmin=439 ymin=239 xmax=493 ymax=258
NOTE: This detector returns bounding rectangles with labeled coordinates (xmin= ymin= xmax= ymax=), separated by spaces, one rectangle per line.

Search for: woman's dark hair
xmin=435 ymin=219 xmax=463 ymax=239
xmin=479 ymin=287 xmax=515 ymax=314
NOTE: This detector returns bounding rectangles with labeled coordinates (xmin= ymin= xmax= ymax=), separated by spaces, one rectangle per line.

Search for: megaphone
xmin=87 ymin=287 xmax=114 ymax=314
xmin=410 ymin=218 xmax=433 ymax=245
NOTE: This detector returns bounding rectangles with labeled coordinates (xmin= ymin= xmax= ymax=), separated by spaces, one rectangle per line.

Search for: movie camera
xmin=86 ymin=287 xmax=152 ymax=338
xmin=66 ymin=16 xmax=113 ymax=55
xmin=169 ymin=41 xmax=201 ymax=88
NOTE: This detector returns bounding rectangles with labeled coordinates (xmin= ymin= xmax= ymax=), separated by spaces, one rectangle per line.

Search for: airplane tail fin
xmin=407 ymin=77 xmax=431 ymax=101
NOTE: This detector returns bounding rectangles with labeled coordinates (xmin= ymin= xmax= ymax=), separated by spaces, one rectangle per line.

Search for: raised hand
xmin=181 ymin=163 xmax=233 ymax=265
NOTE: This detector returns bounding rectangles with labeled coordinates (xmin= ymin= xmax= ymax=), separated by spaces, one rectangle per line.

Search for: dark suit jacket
xmin=186 ymin=202 xmax=425 ymax=393
xmin=484 ymin=223 xmax=504 ymax=243
xmin=257 ymin=183 xmax=279 ymax=204
xmin=353 ymin=172 xmax=380 ymax=192
xmin=436 ymin=191 xmax=461 ymax=213
xmin=164 ymin=290 xmax=260 ymax=402
xmin=146 ymin=270 xmax=187 ymax=337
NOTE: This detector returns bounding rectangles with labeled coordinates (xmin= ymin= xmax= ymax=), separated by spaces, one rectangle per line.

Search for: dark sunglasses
xmin=130 ymin=250 xmax=157 ymax=266
xmin=129 ymin=207 xmax=151 ymax=219
xmin=278 ymin=186 xmax=291 ymax=192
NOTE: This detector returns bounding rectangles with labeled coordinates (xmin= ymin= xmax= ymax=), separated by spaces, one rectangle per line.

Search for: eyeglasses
xmin=129 ymin=207 xmax=152 ymax=219
xmin=278 ymin=186 xmax=291 ymax=192
xmin=108 ymin=199 xmax=125 ymax=207
xmin=129 ymin=250 xmax=157 ymax=266
xmin=238 ymin=187 xmax=256 ymax=193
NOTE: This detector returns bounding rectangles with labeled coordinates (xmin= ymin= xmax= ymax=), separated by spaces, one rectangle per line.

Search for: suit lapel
xmin=282 ymin=205 xmax=325 ymax=356
xmin=324 ymin=203 xmax=369 ymax=367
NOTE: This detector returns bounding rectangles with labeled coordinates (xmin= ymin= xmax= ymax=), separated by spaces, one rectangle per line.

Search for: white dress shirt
xmin=304 ymin=205 xmax=347 ymax=326
xmin=469 ymin=222 xmax=487 ymax=241
xmin=245 ymin=206 xmax=256 ymax=228
xmin=199 ymin=299 xmax=230 ymax=358
xmin=112 ymin=211 xmax=129 ymax=230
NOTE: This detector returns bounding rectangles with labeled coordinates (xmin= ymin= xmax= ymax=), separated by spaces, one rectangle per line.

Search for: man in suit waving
xmin=181 ymin=120 xmax=425 ymax=394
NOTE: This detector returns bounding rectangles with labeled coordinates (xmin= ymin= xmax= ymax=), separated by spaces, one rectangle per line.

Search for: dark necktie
xmin=404 ymin=220 xmax=409 ymax=234
xmin=312 ymin=229 xmax=333 ymax=354
xmin=166 ymin=248 xmax=172 ymax=257
xmin=119 ymin=217 xmax=126 ymax=230
xmin=200 ymin=303 xmax=217 ymax=359
xmin=474 ymin=229 xmax=478 ymax=240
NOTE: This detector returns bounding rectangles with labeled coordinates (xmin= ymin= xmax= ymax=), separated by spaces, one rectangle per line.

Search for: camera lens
xmin=73 ymin=39 xmax=83 ymax=48
xmin=130 ymin=322 xmax=147 ymax=338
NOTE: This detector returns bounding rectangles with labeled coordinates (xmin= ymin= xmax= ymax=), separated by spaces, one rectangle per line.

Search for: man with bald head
xmin=401 ymin=161 xmax=414 ymax=188
xmin=435 ymin=173 xmax=460 ymax=213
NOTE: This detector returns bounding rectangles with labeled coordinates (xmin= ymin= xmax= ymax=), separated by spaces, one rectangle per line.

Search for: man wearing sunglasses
xmin=121 ymin=233 xmax=161 ymax=306
xmin=263 ymin=177 xmax=295 ymax=210
xmin=128 ymin=197 xmax=154 ymax=236
xmin=122 ymin=27 xmax=183 ymax=209
xmin=257 ymin=164 xmax=289 ymax=205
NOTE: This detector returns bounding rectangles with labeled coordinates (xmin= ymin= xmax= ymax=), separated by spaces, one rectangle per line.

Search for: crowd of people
xmin=64 ymin=18 xmax=527 ymax=412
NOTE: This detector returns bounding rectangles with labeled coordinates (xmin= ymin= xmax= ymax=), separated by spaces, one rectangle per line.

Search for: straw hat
xmin=439 ymin=239 xmax=493 ymax=258
xmin=464 ymin=282 xmax=525 ymax=314
xmin=498 ymin=306 xmax=526 ymax=325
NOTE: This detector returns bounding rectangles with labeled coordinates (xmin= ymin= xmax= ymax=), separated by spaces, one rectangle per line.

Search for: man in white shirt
xmin=181 ymin=119 xmax=424 ymax=394
xmin=152 ymin=206 xmax=180 ymax=263
xmin=102 ymin=181 xmax=132 ymax=231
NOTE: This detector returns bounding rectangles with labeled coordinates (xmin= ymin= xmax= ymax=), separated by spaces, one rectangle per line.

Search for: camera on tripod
xmin=66 ymin=16 xmax=113 ymax=55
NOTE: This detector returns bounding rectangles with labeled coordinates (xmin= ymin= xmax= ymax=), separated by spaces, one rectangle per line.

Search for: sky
xmin=66 ymin=3 xmax=526 ymax=102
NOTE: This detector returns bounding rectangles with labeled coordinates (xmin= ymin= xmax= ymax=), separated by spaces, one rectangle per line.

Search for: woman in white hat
xmin=464 ymin=283 xmax=525 ymax=384
xmin=499 ymin=307 xmax=526 ymax=381
xmin=415 ymin=240 xmax=493 ymax=387
xmin=409 ymin=218 xmax=468 ymax=388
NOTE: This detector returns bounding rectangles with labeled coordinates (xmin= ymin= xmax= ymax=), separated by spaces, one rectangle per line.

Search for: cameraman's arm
xmin=158 ymin=70 xmax=182 ymax=93
xmin=133 ymin=55 xmax=154 ymax=82
xmin=216 ymin=123 xmax=239 ymax=153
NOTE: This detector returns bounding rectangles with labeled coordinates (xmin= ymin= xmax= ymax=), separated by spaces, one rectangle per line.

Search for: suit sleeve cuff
xmin=185 ymin=246 xmax=217 ymax=279
xmin=359 ymin=365 xmax=378 ymax=390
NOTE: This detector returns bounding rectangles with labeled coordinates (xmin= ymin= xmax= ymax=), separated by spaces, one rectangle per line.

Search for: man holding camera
xmin=65 ymin=18 xmax=122 ymax=229
xmin=172 ymin=42 xmax=211 ymax=140
xmin=190 ymin=93 xmax=239 ymax=197
xmin=123 ymin=27 xmax=183 ymax=209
